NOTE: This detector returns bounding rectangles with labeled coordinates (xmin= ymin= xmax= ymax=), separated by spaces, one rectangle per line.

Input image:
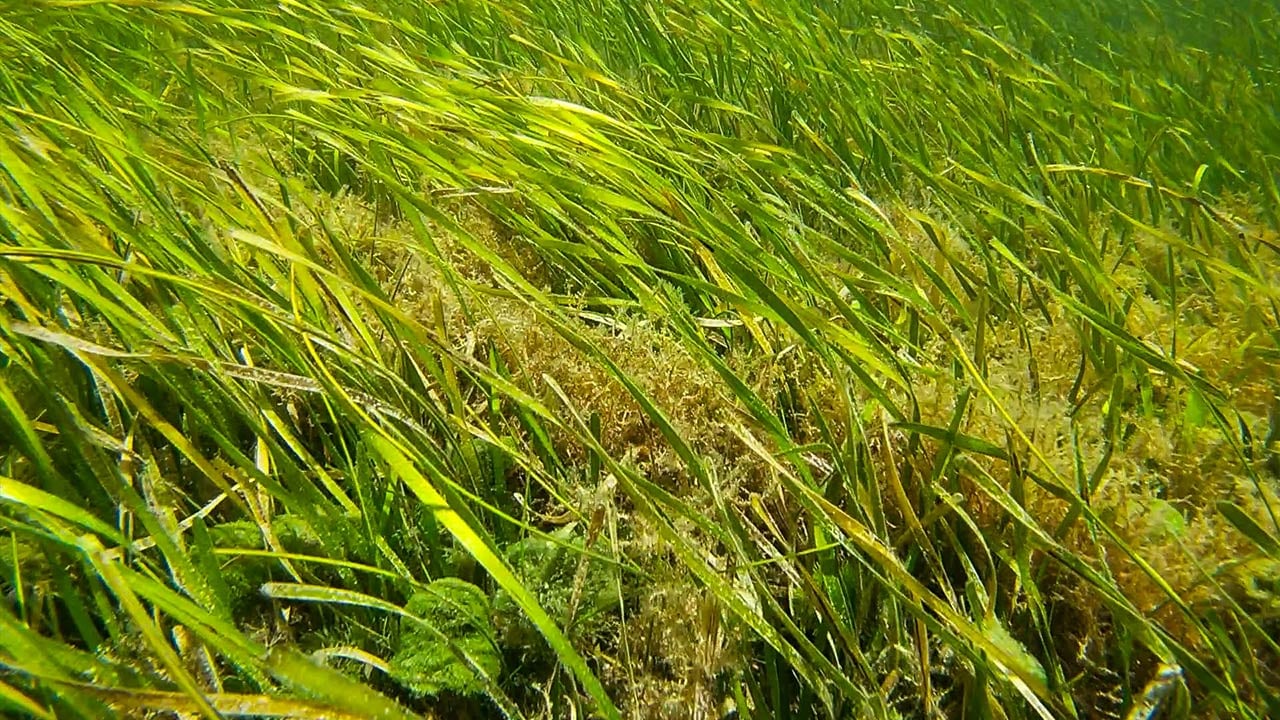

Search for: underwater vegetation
xmin=1 ymin=0 xmax=1278 ymax=718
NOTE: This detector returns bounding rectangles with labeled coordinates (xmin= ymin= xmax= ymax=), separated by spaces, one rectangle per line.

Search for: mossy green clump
xmin=207 ymin=516 xmax=322 ymax=552
xmin=493 ymin=527 xmax=624 ymax=654
xmin=389 ymin=578 xmax=502 ymax=698
xmin=207 ymin=517 xmax=323 ymax=608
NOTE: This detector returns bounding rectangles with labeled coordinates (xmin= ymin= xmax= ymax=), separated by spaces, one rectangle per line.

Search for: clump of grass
xmin=2 ymin=0 xmax=1279 ymax=719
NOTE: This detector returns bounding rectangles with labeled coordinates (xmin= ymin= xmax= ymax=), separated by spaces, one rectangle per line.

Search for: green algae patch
xmin=494 ymin=528 xmax=624 ymax=655
xmin=207 ymin=517 xmax=324 ymax=609
xmin=390 ymin=578 xmax=503 ymax=699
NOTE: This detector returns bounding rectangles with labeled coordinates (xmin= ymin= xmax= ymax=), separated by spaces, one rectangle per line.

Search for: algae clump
xmin=493 ymin=527 xmax=624 ymax=655
xmin=390 ymin=577 xmax=502 ymax=698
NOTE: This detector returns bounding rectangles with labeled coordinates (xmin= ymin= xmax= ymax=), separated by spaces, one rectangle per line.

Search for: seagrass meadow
xmin=1 ymin=0 xmax=1278 ymax=717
